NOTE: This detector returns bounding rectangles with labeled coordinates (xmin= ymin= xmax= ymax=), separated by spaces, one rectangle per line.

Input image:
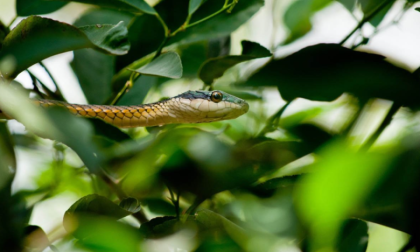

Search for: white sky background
xmin=1 ymin=0 xmax=418 ymax=250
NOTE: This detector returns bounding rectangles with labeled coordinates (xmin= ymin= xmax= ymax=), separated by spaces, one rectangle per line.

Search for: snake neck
xmin=37 ymin=99 xmax=181 ymax=128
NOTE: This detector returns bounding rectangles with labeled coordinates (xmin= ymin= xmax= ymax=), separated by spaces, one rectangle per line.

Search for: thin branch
xmin=258 ymin=100 xmax=293 ymax=137
xmin=39 ymin=61 xmax=62 ymax=97
xmin=7 ymin=16 xmax=17 ymax=28
xmin=360 ymin=102 xmax=401 ymax=151
xmin=339 ymin=0 xmax=395 ymax=45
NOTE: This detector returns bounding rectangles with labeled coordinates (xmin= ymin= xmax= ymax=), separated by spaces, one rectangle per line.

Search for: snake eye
xmin=210 ymin=91 xmax=223 ymax=103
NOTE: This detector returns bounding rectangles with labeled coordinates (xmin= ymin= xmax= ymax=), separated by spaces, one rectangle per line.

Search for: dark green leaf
xmin=23 ymin=225 xmax=50 ymax=251
xmin=141 ymin=198 xmax=177 ymax=216
xmin=72 ymin=215 xmax=141 ymax=251
xmin=119 ymin=197 xmax=141 ymax=213
xmin=189 ymin=0 xmax=204 ymax=15
xmin=130 ymin=52 xmax=183 ymax=79
xmin=79 ymin=21 xmax=130 ymax=55
xmin=90 ymin=118 xmax=131 ymax=142
xmin=360 ymin=0 xmax=393 ymax=27
xmin=0 ymin=17 xmax=130 ymax=78
xmin=64 ymin=194 xmax=132 ymax=232
xmin=336 ymin=219 xmax=369 ymax=252
xmin=246 ymin=44 xmax=420 ymax=108
xmin=0 ymin=122 xmax=15 ymax=188
xmin=248 ymin=175 xmax=300 ymax=198
xmin=283 ymin=0 xmax=333 ymax=43
xmin=115 ymin=0 xmax=263 ymax=74
xmin=65 ymin=0 xmax=156 ymax=14
xmin=16 ymin=0 xmax=67 ymax=16
xmin=72 ymin=8 xmax=134 ymax=105
xmin=116 ymin=75 xmax=157 ymax=106
xmin=199 ymin=40 xmax=271 ymax=85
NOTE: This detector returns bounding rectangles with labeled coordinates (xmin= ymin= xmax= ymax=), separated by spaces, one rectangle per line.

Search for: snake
xmin=0 ymin=90 xmax=249 ymax=128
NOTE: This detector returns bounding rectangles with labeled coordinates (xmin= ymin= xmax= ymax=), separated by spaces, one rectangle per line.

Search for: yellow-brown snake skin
xmin=1 ymin=90 xmax=249 ymax=128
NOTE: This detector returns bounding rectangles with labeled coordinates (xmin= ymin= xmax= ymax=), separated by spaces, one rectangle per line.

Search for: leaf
xmin=283 ymin=0 xmax=333 ymax=43
xmin=72 ymin=8 xmax=134 ymax=105
xmin=115 ymin=0 xmax=263 ymax=74
xmin=246 ymin=44 xmax=420 ymax=108
xmin=119 ymin=198 xmax=142 ymax=213
xmin=0 ymin=16 xmax=130 ymax=78
xmin=248 ymin=175 xmax=300 ymax=198
xmin=64 ymin=194 xmax=132 ymax=232
xmin=16 ymin=0 xmax=68 ymax=16
xmin=79 ymin=21 xmax=130 ymax=55
xmin=23 ymin=225 xmax=50 ymax=251
xmin=189 ymin=0 xmax=204 ymax=15
xmin=0 ymin=83 xmax=102 ymax=173
xmin=72 ymin=215 xmax=141 ymax=251
xmin=130 ymin=52 xmax=183 ymax=79
xmin=295 ymin=140 xmax=393 ymax=250
xmin=360 ymin=0 xmax=393 ymax=27
xmin=199 ymin=40 xmax=271 ymax=85
xmin=336 ymin=219 xmax=369 ymax=252
xmin=0 ymin=122 xmax=15 ymax=189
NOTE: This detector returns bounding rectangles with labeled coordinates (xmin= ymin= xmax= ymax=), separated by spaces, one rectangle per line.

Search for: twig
xmin=39 ymin=61 xmax=63 ymax=97
xmin=360 ymin=102 xmax=401 ymax=151
xmin=339 ymin=0 xmax=395 ymax=45
xmin=258 ymin=100 xmax=293 ymax=137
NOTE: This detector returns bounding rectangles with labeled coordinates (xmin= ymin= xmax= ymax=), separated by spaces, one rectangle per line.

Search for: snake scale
xmin=0 ymin=90 xmax=249 ymax=128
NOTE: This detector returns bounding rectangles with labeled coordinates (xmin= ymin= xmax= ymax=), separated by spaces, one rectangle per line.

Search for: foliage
xmin=0 ymin=0 xmax=420 ymax=251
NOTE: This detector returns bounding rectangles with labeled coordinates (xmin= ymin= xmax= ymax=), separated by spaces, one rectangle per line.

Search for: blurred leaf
xmin=286 ymin=123 xmax=334 ymax=152
xmin=295 ymin=140 xmax=393 ymax=250
xmin=0 ymin=122 xmax=16 ymax=188
xmin=119 ymin=197 xmax=142 ymax=213
xmin=189 ymin=0 xmax=204 ymax=15
xmin=142 ymin=198 xmax=177 ymax=216
xmin=90 ymin=118 xmax=131 ymax=142
xmin=64 ymin=194 xmax=132 ymax=232
xmin=246 ymin=44 xmax=420 ymax=108
xmin=336 ymin=219 xmax=369 ymax=252
xmin=139 ymin=216 xmax=184 ymax=239
xmin=0 ymin=183 xmax=33 ymax=252
xmin=72 ymin=8 xmax=134 ymax=105
xmin=248 ymin=175 xmax=300 ymax=198
xmin=360 ymin=0 xmax=393 ymax=27
xmin=199 ymin=40 xmax=271 ymax=85
xmin=283 ymin=0 xmax=333 ymax=43
xmin=0 ymin=16 xmax=130 ymax=78
xmin=0 ymin=83 xmax=102 ymax=173
xmin=23 ymin=225 xmax=50 ymax=252
xmin=73 ymin=215 xmax=141 ymax=252
xmin=130 ymin=52 xmax=183 ymax=79
xmin=64 ymin=0 xmax=156 ymax=14
xmin=16 ymin=0 xmax=68 ymax=16
xmin=0 ymin=20 xmax=8 ymax=50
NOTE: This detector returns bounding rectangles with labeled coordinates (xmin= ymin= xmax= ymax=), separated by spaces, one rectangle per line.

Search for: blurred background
xmin=2 ymin=0 xmax=420 ymax=251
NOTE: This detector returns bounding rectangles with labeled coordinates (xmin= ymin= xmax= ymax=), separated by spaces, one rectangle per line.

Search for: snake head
xmin=169 ymin=90 xmax=249 ymax=123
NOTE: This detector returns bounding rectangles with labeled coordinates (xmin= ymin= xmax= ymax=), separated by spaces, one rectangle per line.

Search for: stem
xmin=153 ymin=36 xmax=170 ymax=60
xmin=26 ymin=70 xmax=60 ymax=100
xmin=360 ymin=102 xmax=401 ymax=151
xmin=185 ymin=2 xmax=234 ymax=29
xmin=39 ymin=61 xmax=62 ymax=97
xmin=28 ymin=71 xmax=45 ymax=99
xmin=182 ymin=197 xmax=205 ymax=222
xmin=339 ymin=0 xmax=394 ymax=45
xmin=258 ymin=100 xmax=293 ymax=137
xmin=7 ymin=16 xmax=17 ymax=28
xmin=99 ymin=171 xmax=149 ymax=224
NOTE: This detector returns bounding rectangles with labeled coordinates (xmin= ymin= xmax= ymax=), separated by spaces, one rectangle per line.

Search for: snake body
xmin=1 ymin=90 xmax=249 ymax=128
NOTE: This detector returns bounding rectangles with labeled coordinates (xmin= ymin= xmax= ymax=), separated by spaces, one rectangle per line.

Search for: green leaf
xmin=72 ymin=215 xmax=141 ymax=251
xmin=119 ymin=198 xmax=142 ymax=213
xmin=283 ymin=0 xmax=333 ymax=43
xmin=360 ymin=0 xmax=393 ymax=27
xmin=64 ymin=194 xmax=132 ymax=232
xmin=79 ymin=21 xmax=130 ymax=55
xmin=0 ymin=122 xmax=15 ymax=188
xmin=246 ymin=44 xmax=420 ymax=108
xmin=0 ymin=16 xmax=130 ymax=78
xmin=295 ymin=140 xmax=393 ymax=250
xmin=248 ymin=175 xmax=300 ymax=198
xmin=72 ymin=8 xmax=134 ymax=105
xmin=60 ymin=0 xmax=156 ymax=15
xmin=189 ymin=0 xmax=204 ymax=15
xmin=130 ymin=52 xmax=183 ymax=79
xmin=336 ymin=219 xmax=369 ymax=252
xmin=0 ymin=83 xmax=102 ymax=173
xmin=199 ymin=40 xmax=271 ymax=84
xmin=16 ymin=0 xmax=68 ymax=16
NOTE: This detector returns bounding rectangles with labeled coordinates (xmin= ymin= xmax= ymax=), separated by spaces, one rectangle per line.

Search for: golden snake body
xmin=1 ymin=90 xmax=249 ymax=128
